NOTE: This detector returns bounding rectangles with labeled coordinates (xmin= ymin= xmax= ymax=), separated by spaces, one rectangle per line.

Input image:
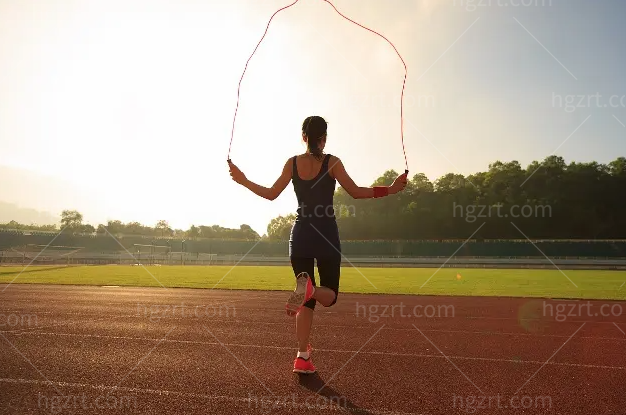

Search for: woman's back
xmin=290 ymin=153 xmax=340 ymax=258
xmin=292 ymin=154 xmax=336 ymax=223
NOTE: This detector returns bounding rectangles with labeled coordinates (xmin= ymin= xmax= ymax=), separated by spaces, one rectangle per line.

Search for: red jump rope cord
xmin=227 ymin=0 xmax=300 ymax=163
xmin=228 ymin=0 xmax=409 ymax=174
xmin=321 ymin=1 xmax=408 ymax=174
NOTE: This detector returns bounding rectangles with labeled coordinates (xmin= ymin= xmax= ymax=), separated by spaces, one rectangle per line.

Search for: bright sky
xmin=1 ymin=0 xmax=625 ymax=234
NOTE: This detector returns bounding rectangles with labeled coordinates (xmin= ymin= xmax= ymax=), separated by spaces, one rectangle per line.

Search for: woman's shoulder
xmin=327 ymin=154 xmax=341 ymax=164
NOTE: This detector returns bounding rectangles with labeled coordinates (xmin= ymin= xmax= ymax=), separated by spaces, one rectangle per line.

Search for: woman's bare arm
xmin=228 ymin=159 xmax=292 ymax=201
xmin=329 ymin=156 xmax=407 ymax=199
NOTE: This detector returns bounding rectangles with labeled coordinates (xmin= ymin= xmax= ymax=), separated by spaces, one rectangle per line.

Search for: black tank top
xmin=289 ymin=154 xmax=341 ymax=257
xmin=292 ymin=154 xmax=336 ymax=222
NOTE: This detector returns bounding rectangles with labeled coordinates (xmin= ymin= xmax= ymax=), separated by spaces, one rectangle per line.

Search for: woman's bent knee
xmin=324 ymin=292 xmax=338 ymax=307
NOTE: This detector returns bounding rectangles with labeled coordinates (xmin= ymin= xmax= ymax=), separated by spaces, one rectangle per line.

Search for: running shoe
xmin=293 ymin=356 xmax=316 ymax=374
xmin=285 ymin=272 xmax=315 ymax=316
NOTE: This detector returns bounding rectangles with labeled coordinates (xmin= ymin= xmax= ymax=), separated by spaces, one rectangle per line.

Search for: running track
xmin=0 ymin=284 xmax=625 ymax=414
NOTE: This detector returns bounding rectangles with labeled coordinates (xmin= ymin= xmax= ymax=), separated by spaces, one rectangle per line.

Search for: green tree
xmin=609 ymin=157 xmax=626 ymax=176
xmin=267 ymin=214 xmax=296 ymax=241
xmin=104 ymin=220 xmax=123 ymax=235
xmin=81 ymin=224 xmax=96 ymax=234
xmin=434 ymin=173 xmax=467 ymax=192
xmin=411 ymin=173 xmax=434 ymax=193
xmin=155 ymin=220 xmax=171 ymax=237
xmin=60 ymin=210 xmax=83 ymax=231
xmin=239 ymin=224 xmax=261 ymax=241
xmin=188 ymin=225 xmax=200 ymax=240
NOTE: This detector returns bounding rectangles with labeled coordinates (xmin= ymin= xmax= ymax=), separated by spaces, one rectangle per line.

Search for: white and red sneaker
xmin=285 ymin=272 xmax=315 ymax=316
xmin=293 ymin=356 xmax=316 ymax=374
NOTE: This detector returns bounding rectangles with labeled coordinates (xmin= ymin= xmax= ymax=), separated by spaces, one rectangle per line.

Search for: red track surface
xmin=0 ymin=284 xmax=625 ymax=414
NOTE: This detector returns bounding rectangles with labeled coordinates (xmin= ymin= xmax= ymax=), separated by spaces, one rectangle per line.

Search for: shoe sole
xmin=293 ymin=368 xmax=316 ymax=374
xmin=285 ymin=272 xmax=310 ymax=316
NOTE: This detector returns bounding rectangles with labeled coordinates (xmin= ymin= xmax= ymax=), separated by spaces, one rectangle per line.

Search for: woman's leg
xmin=316 ymin=256 xmax=341 ymax=307
xmin=291 ymin=257 xmax=315 ymax=353
xmin=296 ymin=306 xmax=313 ymax=352
xmin=311 ymin=286 xmax=336 ymax=306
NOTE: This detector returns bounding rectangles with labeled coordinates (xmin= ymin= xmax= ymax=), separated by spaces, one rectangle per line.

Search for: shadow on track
xmin=297 ymin=373 xmax=375 ymax=414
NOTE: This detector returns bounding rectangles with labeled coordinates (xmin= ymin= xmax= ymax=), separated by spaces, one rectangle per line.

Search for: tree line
xmin=0 ymin=211 xmax=261 ymax=241
xmin=2 ymin=156 xmax=625 ymax=241
xmin=266 ymin=156 xmax=626 ymax=240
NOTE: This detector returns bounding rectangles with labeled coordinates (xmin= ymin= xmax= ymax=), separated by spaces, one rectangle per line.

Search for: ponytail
xmin=307 ymin=135 xmax=323 ymax=160
xmin=302 ymin=116 xmax=327 ymax=161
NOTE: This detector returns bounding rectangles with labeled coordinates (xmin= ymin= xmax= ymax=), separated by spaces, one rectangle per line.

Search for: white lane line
xmin=2 ymin=331 xmax=624 ymax=371
xmin=5 ymin=318 xmax=626 ymax=341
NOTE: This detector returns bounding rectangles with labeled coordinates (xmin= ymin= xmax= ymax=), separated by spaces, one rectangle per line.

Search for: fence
xmin=2 ymin=231 xmax=626 ymax=260
xmin=2 ymin=250 xmax=626 ymax=270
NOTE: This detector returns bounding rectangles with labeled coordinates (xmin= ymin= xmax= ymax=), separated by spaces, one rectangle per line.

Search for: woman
xmin=228 ymin=115 xmax=407 ymax=374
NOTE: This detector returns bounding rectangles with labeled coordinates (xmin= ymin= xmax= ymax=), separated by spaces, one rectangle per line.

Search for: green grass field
xmin=1 ymin=265 xmax=625 ymax=299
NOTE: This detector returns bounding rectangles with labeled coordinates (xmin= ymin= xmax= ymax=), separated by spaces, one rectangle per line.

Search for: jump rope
xmin=227 ymin=0 xmax=409 ymax=175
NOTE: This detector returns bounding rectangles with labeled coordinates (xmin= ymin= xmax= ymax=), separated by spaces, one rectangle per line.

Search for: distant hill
xmin=0 ymin=201 xmax=58 ymax=226
xmin=0 ymin=164 xmax=95 ymax=226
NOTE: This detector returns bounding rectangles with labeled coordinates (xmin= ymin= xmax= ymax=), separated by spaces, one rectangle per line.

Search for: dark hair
xmin=302 ymin=116 xmax=327 ymax=160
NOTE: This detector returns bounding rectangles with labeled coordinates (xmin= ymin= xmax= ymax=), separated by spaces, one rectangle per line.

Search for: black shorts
xmin=289 ymin=220 xmax=341 ymax=258
xmin=290 ymin=256 xmax=341 ymax=310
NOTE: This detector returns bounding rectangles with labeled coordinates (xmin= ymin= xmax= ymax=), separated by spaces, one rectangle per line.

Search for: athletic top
xmin=289 ymin=154 xmax=341 ymax=258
